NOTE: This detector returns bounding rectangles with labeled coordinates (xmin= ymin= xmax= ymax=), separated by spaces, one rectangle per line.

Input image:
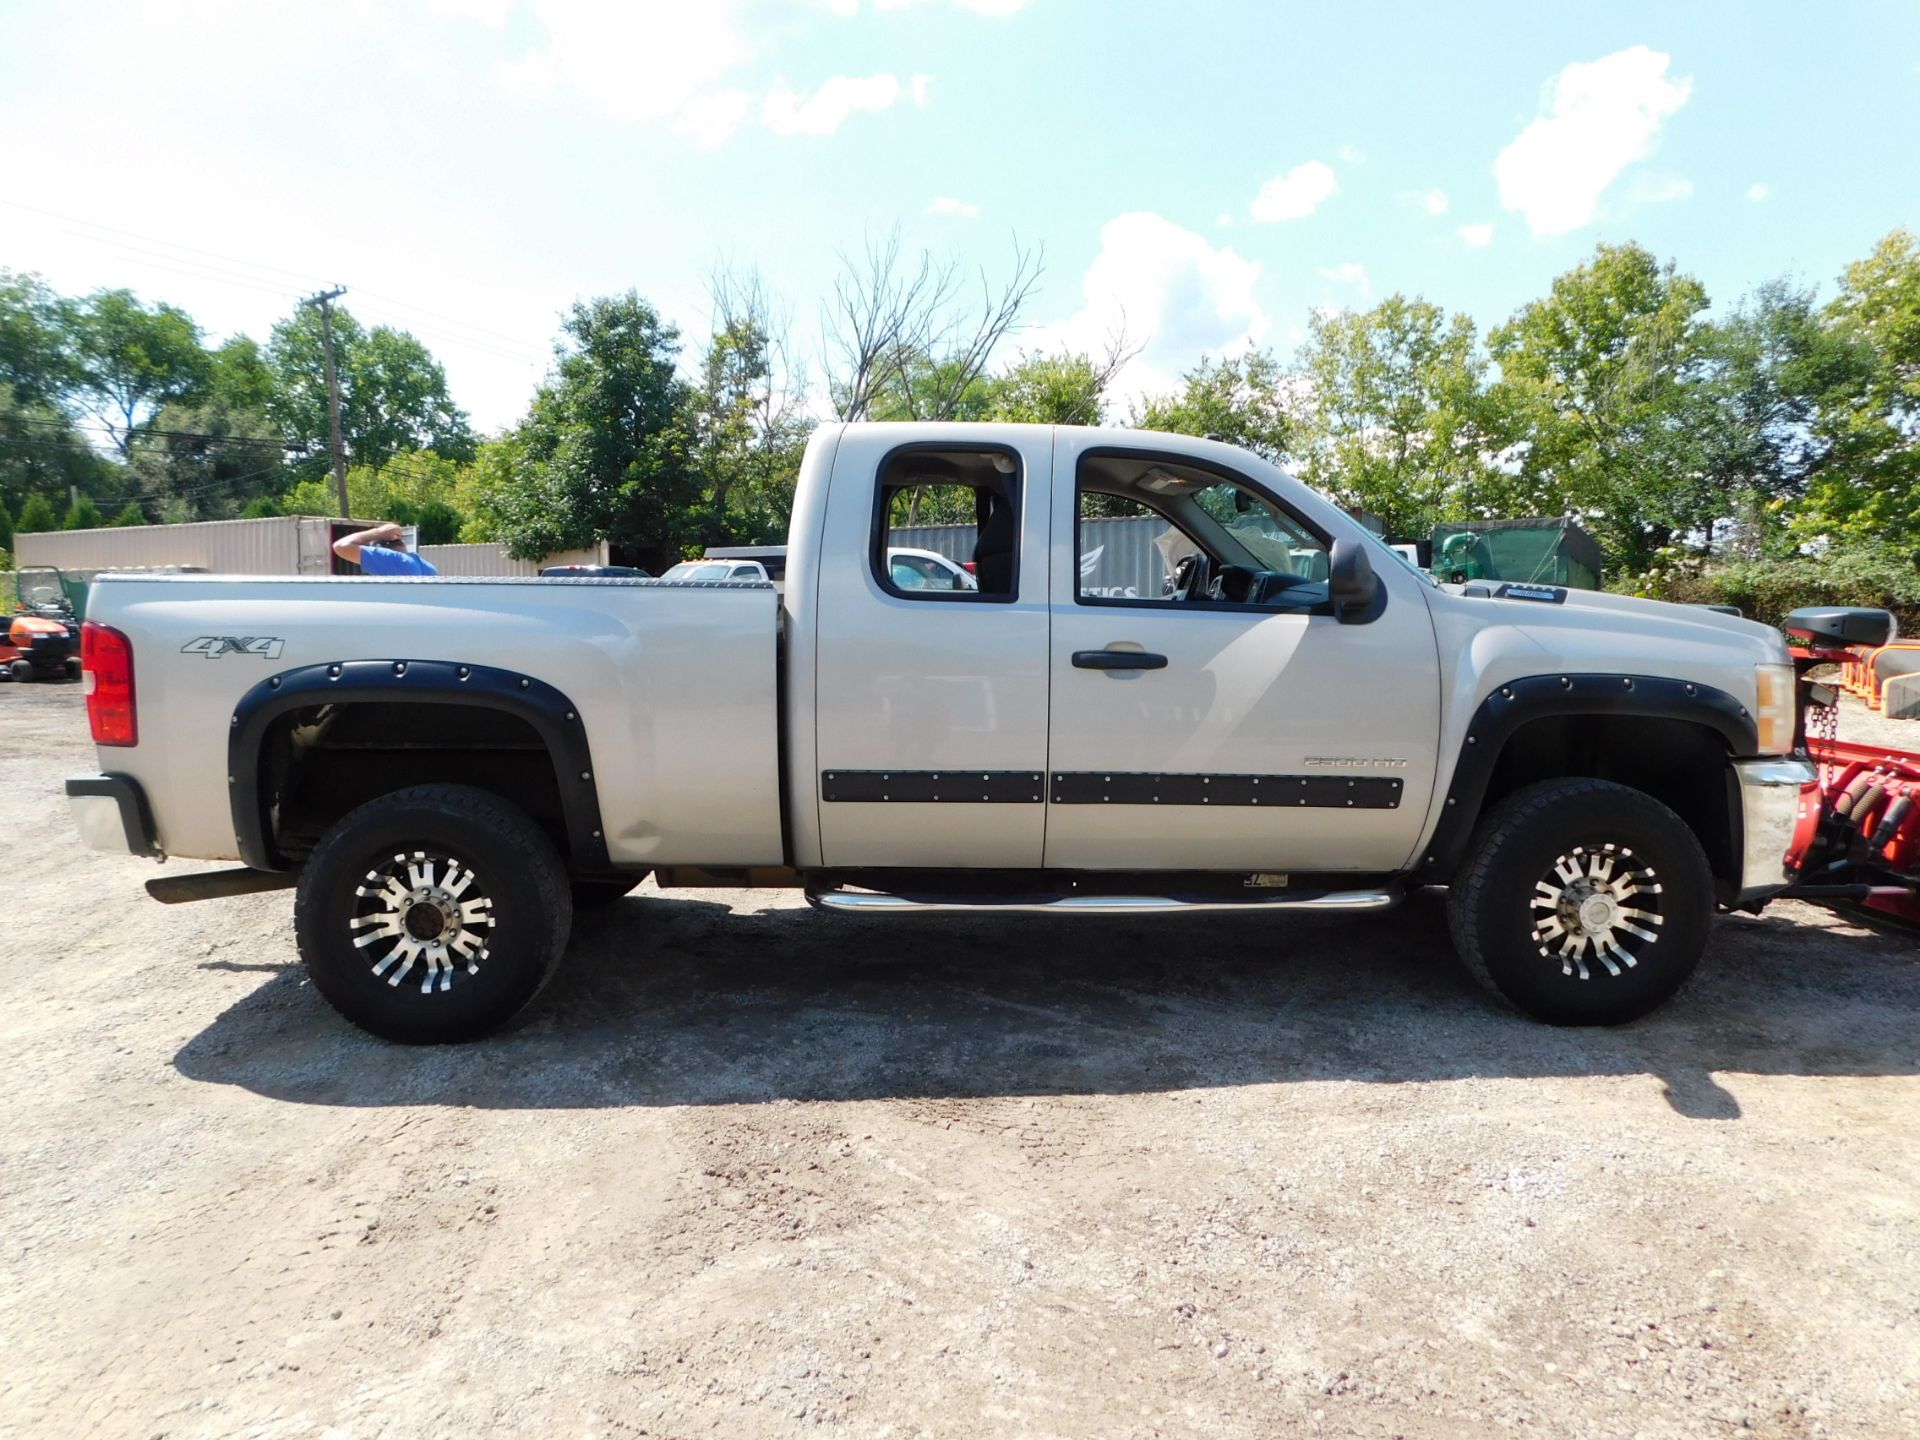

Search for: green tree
xmin=0 ymin=271 xmax=74 ymax=407
xmin=476 ymin=293 xmax=697 ymax=566
xmin=110 ymin=500 xmax=147 ymax=526
xmin=208 ymin=335 xmax=276 ymax=413
xmin=981 ymin=351 xmax=1113 ymax=424
xmin=16 ymin=492 xmax=58 ymax=532
xmin=0 ymin=498 xmax=12 ymax=552
xmin=687 ymin=301 xmax=813 ymax=544
xmin=1135 ymin=350 xmax=1297 ymax=462
xmin=129 ymin=397 xmax=285 ymax=520
xmin=1 ymin=385 xmax=113 ymax=519
xmin=62 ymin=494 xmax=104 ymax=529
xmin=266 ymin=305 xmax=475 ymax=475
xmin=1672 ymin=280 xmax=1871 ymax=557
xmin=241 ymin=495 xmax=281 ymax=519
xmin=1796 ymin=229 xmax=1920 ymax=550
xmin=68 ymin=289 xmax=212 ymax=456
xmin=1488 ymin=243 xmax=1711 ymax=571
xmin=1292 ymin=297 xmax=1509 ymax=539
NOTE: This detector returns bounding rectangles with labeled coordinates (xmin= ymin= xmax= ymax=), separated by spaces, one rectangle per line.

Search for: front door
xmin=1043 ymin=432 xmax=1442 ymax=875
xmin=812 ymin=429 xmax=1053 ymax=870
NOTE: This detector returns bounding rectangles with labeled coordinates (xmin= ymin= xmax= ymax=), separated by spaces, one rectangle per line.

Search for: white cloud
xmin=763 ymin=72 xmax=922 ymax=136
xmin=1494 ymin=45 xmax=1693 ymax=235
xmin=474 ymin=2 xmax=940 ymax=145
xmin=676 ymin=89 xmax=754 ymax=146
xmin=1215 ymin=212 xmax=1233 ymax=229
xmin=429 ymin=0 xmax=511 ymax=25
xmin=503 ymin=0 xmax=752 ymax=127
xmin=1249 ymin=160 xmax=1338 ymax=222
xmin=1338 ymin=144 xmax=1366 ymax=165
xmin=822 ymin=0 xmax=1035 ymax=12
xmin=1031 ymin=211 xmax=1268 ymax=404
xmin=1456 ymin=222 xmax=1495 ymax=248
xmin=1420 ymin=188 xmax=1449 ymax=216
xmin=1746 ymin=181 xmax=1772 ymax=202
xmin=927 ymin=195 xmax=981 ymax=218
xmin=1318 ymin=261 xmax=1371 ymax=298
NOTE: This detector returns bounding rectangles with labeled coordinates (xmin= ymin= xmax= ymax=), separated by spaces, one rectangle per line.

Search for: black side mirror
xmin=1328 ymin=538 xmax=1379 ymax=623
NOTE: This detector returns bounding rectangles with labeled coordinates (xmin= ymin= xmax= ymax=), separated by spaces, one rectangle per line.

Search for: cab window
xmin=874 ymin=445 xmax=1021 ymax=601
xmin=1076 ymin=451 xmax=1331 ymax=611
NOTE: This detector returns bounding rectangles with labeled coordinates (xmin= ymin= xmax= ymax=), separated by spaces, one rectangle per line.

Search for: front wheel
xmin=1447 ymin=778 xmax=1714 ymax=1025
xmin=294 ymin=784 xmax=573 ymax=1043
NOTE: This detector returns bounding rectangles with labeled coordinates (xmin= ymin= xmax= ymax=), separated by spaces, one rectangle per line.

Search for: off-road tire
xmin=1447 ymin=778 xmax=1713 ymax=1025
xmin=295 ymin=784 xmax=572 ymax=1043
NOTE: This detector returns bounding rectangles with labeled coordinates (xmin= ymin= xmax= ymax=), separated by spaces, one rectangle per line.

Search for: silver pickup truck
xmin=67 ymin=422 xmax=1811 ymax=1041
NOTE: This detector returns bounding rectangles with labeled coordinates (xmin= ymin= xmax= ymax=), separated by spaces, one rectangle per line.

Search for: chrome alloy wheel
xmin=349 ymin=850 xmax=494 ymax=994
xmin=1529 ymin=843 xmax=1664 ymax=980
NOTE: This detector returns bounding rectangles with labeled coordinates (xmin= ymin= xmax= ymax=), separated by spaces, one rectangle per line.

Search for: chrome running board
xmin=804 ymin=887 xmax=1400 ymax=916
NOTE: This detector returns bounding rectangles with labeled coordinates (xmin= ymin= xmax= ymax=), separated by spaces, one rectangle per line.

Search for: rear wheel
xmin=1447 ymin=778 xmax=1713 ymax=1025
xmin=295 ymin=784 xmax=572 ymax=1043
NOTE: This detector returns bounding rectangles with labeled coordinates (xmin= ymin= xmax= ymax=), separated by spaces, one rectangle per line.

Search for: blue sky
xmin=3 ymin=0 xmax=1917 ymax=431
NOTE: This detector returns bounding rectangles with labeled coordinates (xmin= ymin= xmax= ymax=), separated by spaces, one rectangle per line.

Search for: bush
xmin=62 ymin=495 xmax=105 ymax=530
xmin=16 ymin=493 xmax=58 ymax=533
xmin=1615 ymin=546 xmax=1920 ymax=632
xmin=110 ymin=501 xmax=147 ymax=526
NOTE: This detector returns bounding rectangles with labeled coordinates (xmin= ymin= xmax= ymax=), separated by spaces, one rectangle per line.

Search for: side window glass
xmin=1076 ymin=455 xmax=1331 ymax=609
xmin=875 ymin=447 xmax=1020 ymax=601
xmin=1078 ymin=493 xmax=1202 ymax=600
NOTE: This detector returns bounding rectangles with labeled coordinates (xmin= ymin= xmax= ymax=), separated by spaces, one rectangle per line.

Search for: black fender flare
xmin=228 ymin=659 xmax=610 ymax=872
xmin=1418 ymin=672 xmax=1757 ymax=880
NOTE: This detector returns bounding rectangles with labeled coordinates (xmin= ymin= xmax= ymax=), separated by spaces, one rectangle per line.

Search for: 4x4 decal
xmin=181 ymin=636 xmax=285 ymax=659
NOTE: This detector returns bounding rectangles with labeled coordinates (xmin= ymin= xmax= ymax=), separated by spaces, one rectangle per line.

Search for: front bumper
xmin=67 ymin=774 xmax=160 ymax=857
xmin=1734 ymin=757 xmax=1815 ymax=903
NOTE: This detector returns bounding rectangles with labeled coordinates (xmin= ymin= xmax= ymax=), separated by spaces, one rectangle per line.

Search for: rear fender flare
xmin=228 ymin=659 xmax=609 ymax=872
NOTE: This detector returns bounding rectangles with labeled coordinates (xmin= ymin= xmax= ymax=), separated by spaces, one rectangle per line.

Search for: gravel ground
xmin=1 ymin=680 xmax=1916 ymax=1439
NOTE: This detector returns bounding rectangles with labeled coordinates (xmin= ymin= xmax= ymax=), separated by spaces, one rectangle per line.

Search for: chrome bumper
xmin=1734 ymin=757 xmax=1814 ymax=903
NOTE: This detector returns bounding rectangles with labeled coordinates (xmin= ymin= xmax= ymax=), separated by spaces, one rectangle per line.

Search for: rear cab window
xmin=873 ymin=445 xmax=1022 ymax=603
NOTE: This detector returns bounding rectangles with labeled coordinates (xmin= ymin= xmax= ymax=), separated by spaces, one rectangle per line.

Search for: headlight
xmin=1754 ymin=663 xmax=1795 ymax=754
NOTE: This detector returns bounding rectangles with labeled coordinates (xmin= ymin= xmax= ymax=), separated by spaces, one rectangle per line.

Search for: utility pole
xmin=300 ymin=287 xmax=350 ymax=517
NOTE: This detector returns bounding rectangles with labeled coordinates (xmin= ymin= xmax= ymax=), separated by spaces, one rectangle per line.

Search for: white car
xmin=661 ymin=558 xmax=770 ymax=583
xmin=885 ymin=546 xmax=977 ymax=592
xmin=67 ymin=421 xmax=1810 ymax=1042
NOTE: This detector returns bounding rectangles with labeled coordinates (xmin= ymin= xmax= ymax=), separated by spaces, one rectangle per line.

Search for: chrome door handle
xmin=1072 ymin=650 xmax=1168 ymax=671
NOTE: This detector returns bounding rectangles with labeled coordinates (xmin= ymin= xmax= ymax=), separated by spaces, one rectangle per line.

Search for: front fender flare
xmin=228 ymin=659 xmax=610 ymax=872
xmin=1417 ymin=672 xmax=1757 ymax=881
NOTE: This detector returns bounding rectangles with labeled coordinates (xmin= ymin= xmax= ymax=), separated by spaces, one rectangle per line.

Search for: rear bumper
xmin=1734 ymin=757 xmax=1815 ymax=903
xmin=67 ymin=774 xmax=160 ymax=857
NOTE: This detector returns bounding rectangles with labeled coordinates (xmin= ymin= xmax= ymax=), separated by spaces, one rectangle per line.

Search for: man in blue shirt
xmin=333 ymin=522 xmax=439 ymax=576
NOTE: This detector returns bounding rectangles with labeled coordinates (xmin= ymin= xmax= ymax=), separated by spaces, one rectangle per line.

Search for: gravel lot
xmin=2 ymin=680 xmax=1916 ymax=1439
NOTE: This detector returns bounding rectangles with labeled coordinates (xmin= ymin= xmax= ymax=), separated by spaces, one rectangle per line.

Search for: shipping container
xmin=17 ymin=518 xmax=607 ymax=582
xmin=416 ymin=542 xmax=609 ymax=576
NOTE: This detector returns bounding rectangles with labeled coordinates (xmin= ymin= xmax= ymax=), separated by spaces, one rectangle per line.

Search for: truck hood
xmin=1431 ymin=581 xmax=1790 ymax=663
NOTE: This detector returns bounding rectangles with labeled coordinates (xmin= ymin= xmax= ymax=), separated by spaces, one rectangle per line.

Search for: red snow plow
xmin=1781 ymin=607 xmax=1920 ymax=933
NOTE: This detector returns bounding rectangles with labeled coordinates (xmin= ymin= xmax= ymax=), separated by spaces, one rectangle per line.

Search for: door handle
xmin=1072 ymin=649 xmax=1168 ymax=671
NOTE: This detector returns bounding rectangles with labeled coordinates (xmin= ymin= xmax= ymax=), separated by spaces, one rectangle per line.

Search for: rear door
xmin=1043 ymin=431 xmax=1442 ymax=875
xmin=812 ymin=428 xmax=1052 ymax=869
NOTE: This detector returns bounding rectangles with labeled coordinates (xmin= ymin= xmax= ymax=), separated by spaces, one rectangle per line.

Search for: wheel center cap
xmin=404 ymin=901 xmax=448 ymax=942
xmin=1577 ymin=894 xmax=1617 ymax=934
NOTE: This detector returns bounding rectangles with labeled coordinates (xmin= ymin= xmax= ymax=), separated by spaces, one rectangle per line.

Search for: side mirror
xmin=1328 ymin=538 xmax=1379 ymax=623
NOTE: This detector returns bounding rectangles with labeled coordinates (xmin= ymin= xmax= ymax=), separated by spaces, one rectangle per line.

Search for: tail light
xmin=82 ymin=621 xmax=137 ymax=746
xmin=962 ymin=561 xmax=977 ymax=574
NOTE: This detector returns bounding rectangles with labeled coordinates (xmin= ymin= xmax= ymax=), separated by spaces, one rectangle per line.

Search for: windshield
xmin=664 ymin=561 xmax=731 ymax=581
